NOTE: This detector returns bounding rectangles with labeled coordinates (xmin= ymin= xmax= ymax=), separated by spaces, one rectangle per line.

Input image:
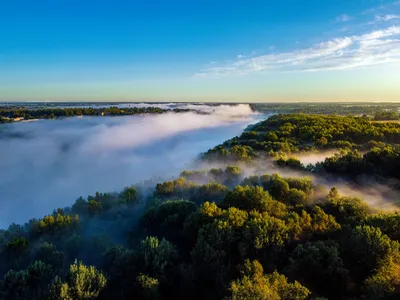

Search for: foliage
xmin=319 ymin=145 xmax=400 ymax=179
xmin=227 ymin=259 xmax=310 ymax=300
xmin=50 ymin=260 xmax=107 ymax=300
xmin=202 ymin=114 xmax=400 ymax=165
xmin=0 ymin=106 xmax=193 ymax=120
xmin=3 ymin=113 xmax=400 ymax=299
xmin=222 ymin=185 xmax=274 ymax=213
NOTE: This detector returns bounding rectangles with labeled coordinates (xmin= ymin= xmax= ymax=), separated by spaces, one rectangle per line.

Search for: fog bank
xmin=195 ymin=158 xmax=400 ymax=212
xmin=0 ymin=104 xmax=263 ymax=227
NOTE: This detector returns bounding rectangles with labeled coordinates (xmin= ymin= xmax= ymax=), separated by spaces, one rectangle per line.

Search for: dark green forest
xmin=2 ymin=113 xmax=400 ymax=299
xmin=250 ymin=103 xmax=400 ymax=117
xmin=373 ymin=111 xmax=400 ymax=121
xmin=204 ymin=114 xmax=400 ymax=184
xmin=0 ymin=106 xmax=192 ymax=122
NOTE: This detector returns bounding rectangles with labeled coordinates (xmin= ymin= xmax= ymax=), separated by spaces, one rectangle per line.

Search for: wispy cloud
xmin=375 ymin=14 xmax=400 ymax=22
xmin=363 ymin=0 xmax=400 ymax=14
xmin=195 ymin=26 xmax=400 ymax=77
xmin=335 ymin=14 xmax=353 ymax=22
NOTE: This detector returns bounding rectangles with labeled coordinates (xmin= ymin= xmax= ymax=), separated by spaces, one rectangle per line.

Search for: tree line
xmin=374 ymin=111 xmax=400 ymax=121
xmin=0 ymin=106 xmax=193 ymax=121
xmin=250 ymin=103 xmax=400 ymax=116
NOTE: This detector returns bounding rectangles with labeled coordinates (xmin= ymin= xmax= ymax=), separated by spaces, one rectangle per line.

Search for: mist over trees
xmin=2 ymin=106 xmax=400 ymax=299
xmin=0 ymin=108 xmax=259 ymax=226
xmin=2 ymin=169 xmax=400 ymax=299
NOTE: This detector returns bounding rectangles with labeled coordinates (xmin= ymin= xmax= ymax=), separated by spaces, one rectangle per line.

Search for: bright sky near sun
xmin=1 ymin=0 xmax=400 ymax=102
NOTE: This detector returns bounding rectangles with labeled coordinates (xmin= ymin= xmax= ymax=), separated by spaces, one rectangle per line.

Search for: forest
xmin=204 ymin=114 xmax=400 ymax=183
xmin=0 ymin=106 xmax=193 ymax=122
xmin=1 ymin=113 xmax=400 ymax=300
xmin=2 ymin=102 xmax=400 ymax=123
xmin=250 ymin=103 xmax=400 ymax=116
xmin=373 ymin=111 xmax=400 ymax=121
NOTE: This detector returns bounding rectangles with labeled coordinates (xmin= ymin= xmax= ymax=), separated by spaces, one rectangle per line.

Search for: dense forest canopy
xmin=205 ymin=114 xmax=400 ymax=158
xmin=250 ymin=102 xmax=400 ymax=116
xmin=1 ymin=108 xmax=400 ymax=299
xmin=204 ymin=114 xmax=400 ymax=186
xmin=373 ymin=111 xmax=400 ymax=121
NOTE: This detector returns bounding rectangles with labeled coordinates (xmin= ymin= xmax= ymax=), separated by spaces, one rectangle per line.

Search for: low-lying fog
xmin=0 ymin=104 xmax=265 ymax=227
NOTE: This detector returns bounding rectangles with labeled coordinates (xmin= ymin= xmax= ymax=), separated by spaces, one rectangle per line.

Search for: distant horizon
xmin=2 ymin=100 xmax=400 ymax=104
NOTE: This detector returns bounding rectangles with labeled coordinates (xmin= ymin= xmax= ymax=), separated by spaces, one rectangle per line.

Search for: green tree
xmin=344 ymin=225 xmax=400 ymax=284
xmin=120 ymin=187 xmax=137 ymax=204
xmin=223 ymin=185 xmax=273 ymax=213
xmin=51 ymin=260 xmax=107 ymax=300
xmin=135 ymin=236 xmax=178 ymax=278
xmin=5 ymin=236 xmax=29 ymax=267
xmin=228 ymin=259 xmax=279 ymax=300
xmin=323 ymin=193 xmax=370 ymax=225
xmin=136 ymin=274 xmax=159 ymax=300
xmin=141 ymin=200 xmax=197 ymax=243
xmin=243 ymin=211 xmax=289 ymax=253
xmin=1 ymin=261 xmax=53 ymax=300
xmin=286 ymin=241 xmax=349 ymax=298
xmin=194 ymin=182 xmax=229 ymax=204
xmin=34 ymin=242 xmax=65 ymax=271
xmin=310 ymin=206 xmax=341 ymax=235
xmin=268 ymin=175 xmax=290 ymax=201
xmin=227 ymin=259 xmax=310 ymax=300
xmin=287 ymin=188 xmax=309 ymax=206
xmin=362 ymin=256 xmax=400 ymax=300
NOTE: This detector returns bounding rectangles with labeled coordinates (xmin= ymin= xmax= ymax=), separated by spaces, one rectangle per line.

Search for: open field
xmin=370 ymin=120 xmax=400 ymax=124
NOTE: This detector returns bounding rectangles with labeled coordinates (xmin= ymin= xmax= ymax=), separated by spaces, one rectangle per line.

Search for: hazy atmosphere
xmin=2 ymin=1 xmax=400 ymax=300
xmin=0 ymin=104 xmax=264 ymax=226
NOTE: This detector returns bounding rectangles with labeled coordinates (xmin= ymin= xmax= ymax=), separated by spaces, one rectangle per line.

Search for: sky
xmin=0 ymin=0 xmax=400 ymax=102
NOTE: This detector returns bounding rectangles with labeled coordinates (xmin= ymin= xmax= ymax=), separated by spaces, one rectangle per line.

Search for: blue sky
xmin=1 ymin=0 xmax=400 ymax=102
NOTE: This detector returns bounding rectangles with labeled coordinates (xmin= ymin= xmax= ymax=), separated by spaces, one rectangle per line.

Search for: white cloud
xmin=358 ymin=26 xmax=400 ymax=40
xmin=375 ymin=14 xmax=400 ymax=22
xmin=195 ymin=26 xmax=400 ymax=77
xmin=335 ymin=14 xmax=353 ymax=22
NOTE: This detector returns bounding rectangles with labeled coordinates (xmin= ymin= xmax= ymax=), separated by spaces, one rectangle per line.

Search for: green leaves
xmin=1 ymin=260 xmax=53 ymax=300
xmin=227 ymin=259 xmax=310 ymax=300
xmin=136 ymin=274 xmax=159 ymax=299
xmin=51 ymin=261 xmax=107 ymax=300
xmin=345 ymin=225 xmax=400 ymax=273
xmin=120 ymin=187 xmax=137 ymax=204
xmin=286 ymin=241 xmax=349 ymax=298
xmin=136 ymin=237 xmax=178 ymax=277
xmin=322 ymin=193 xmax=371 ymax=225
xmin=223 ymin=186 xmax=275 ymax=213
xmin=243 ymin=211 xmax=288 ymax=250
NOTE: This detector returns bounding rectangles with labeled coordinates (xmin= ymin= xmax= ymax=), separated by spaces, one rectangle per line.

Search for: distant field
xmin=371 ymin=120 xmax=400 ymax=123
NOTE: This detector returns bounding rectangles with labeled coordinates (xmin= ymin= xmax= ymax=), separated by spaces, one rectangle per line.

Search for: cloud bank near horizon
xmin=0 ymin=104 xmax=260 ymax=227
